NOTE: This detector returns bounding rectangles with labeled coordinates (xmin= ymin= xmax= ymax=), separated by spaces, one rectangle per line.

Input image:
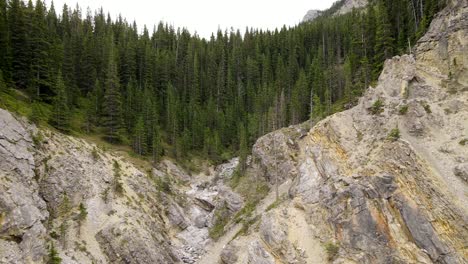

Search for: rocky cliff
xmin=302 ymin=10 xmax=322 ymax=22
xmin=335 ymin=0 xmax=368 ymax=15
xmin=303 ymin=0 xmax=368 ymax=22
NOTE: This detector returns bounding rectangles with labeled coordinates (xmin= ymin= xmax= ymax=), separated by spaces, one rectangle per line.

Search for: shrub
xmin=32 ymin=132 xmax=44 ymax=147
xmin=209 ymin=203 xmax=230 ymax=240
xmin=459 ymin=139 xmax=467 ymax=146
xmin=154 ymin=176 xmax=172 ymax=194
xmin=324 ymin=242 xmax=339 ymax=261
xmin=78 ymin=203 xmax=87 ymax=222
xmin=388 ymin=127 xmax=400 ymax=142
xmin=423 ymin=103 xmax=432 ymax=114
xmin=368 ymin=99 xmax=384 ymax=115
xmin=113 ymin=161 xmax=124 ymax=195
xmin=91 ymin=147 xmax=99 ymax=161
xmin=398 ymin=105 xmax=408 ymax=115
xmin=48 ymin=242 xmax=62 ymax=264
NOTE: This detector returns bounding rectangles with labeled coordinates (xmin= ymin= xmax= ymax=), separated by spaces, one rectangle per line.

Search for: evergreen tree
xmin=238 ymin=123 xmax=248 ymax=173
xmin=102 ymin=37 xmax=123 ymax=143
xmin=50 ymin=72 xmax=70 ymax=132
xmin=152 ymin=125 xmax=162 ymax=163
xmin=30 ymin=0 xmax=51 ymax=99
xmin=0 ymin=70 xmax=6 ymax=93
xmin=47 ymin=242 xmax=61 ymax=264
xmin=0 ymin=0 xmax=9 ymax=77
xmin=373 ymin=1 xmax=395 ymax=79
xmin=132 ymin=116 xmax=147 ymax=155
xmin=9 ymin=0 xmax=30 ymax=88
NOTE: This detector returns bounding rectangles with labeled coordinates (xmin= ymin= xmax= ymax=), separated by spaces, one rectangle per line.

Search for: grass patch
xmin=266 ymin=197 xmax=284 ymax=212
xmin=233 ymin=215 xmax=260 ymax=240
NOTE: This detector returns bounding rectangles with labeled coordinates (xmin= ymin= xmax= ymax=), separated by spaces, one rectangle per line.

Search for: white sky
xmin=43 ymin=0 xmax=337 ymax=39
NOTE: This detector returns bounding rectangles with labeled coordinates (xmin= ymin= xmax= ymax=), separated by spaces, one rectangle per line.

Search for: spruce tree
xmin=9 ymin=0 xmax=30 ymax=88
xmin=373 ymin=1 xmax=394 ymax=79
xmin=238 ymin=123 xmax=248 ymax=173
xmin=47 ymin=242 xmax=61 ymax=264
xmin=30 ymin=0 xmax=51 ymax=99
xmin=102 ymin=38 xmax=123 ymax=143
xmin=0 ymin=70 xmax=6 ymax=93
xmin=0 ymin=0 xmax=9 ymax=77
xmin=132 ymin=116 xmax=147 ymax=155
xmin=50 ymin=72 xmax=70 ymax=132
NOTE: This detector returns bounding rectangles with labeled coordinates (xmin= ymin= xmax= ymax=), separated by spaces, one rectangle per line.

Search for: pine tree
xmin=0 ymin=0 xmax=9 ymax=77
xmin=132 ymin=116 xmax=147 ymax=155
xmin=47 ymin=242 xmax=61 ymax=264
xmin=152 ymin=125 xmax=162 ymax=163
xmin=102 ymin=37 xmax=123 ymax=143
xmin=238 ymin=123 xmax=248 ymax=173
xmin=373 ymin=1 xmax=394 ymax=79
xmin=50 ymin=72 xmax=70 ymax=132
xmin=30 ymin=0 xmax=51 ymax=99
xmin=9 ymin=0 xmax=30 ymax=88
xmin=0 ymin=70 xmax=6 ymax=93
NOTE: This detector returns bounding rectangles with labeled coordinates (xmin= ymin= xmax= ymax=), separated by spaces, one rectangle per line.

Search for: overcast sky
xmin=43 ymin=0 xmax=337 ymax=38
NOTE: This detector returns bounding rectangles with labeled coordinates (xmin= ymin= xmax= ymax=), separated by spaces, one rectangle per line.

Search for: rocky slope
xmin=0 ymin=107 xmax=248 ymax=263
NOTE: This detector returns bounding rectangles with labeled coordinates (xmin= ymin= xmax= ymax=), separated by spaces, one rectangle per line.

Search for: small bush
xmin=49 ymin=231 xmax=59 ymax=239
xmin=423 ymin=103 xmax=432 ymax=114
xmin=154 ymin=176 xmax=172 ymax=194
xmin=459 ymin=139 xmax=467 ymax=146
xmin=59 ymin=194 xmax=71 ymax=216
xmin=91 ymin=147 xmax=99 ymax=161
xmin=48 ymin=242 xmax=62 ymax=264
xmin=209 ymin=203 xmax=230 ymax=240
xmin=32 ymin=132 xmax=44 ymax=147
xmin=229 ymin=168 xmax=243 ymax=189
xmin=388 ymin=127 xmax=401 ymax=142
xmin=113 ymin=161 xmax=124 ymax=196
xmin=324 ymin=242 xmax=339 ymax=261
xmin=78 ymin=203 xmax=87 ymax=222
xmin=368 ymin=99 xmax=384 ymax=115
xmin=398 ymin=105 xmax=408 ymax=115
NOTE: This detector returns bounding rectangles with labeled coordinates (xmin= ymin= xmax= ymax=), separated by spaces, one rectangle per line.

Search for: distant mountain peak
xmin=302 ymin=0 xmax=368 ymax=22
xmin=302 ymin=9 xmax=322 ymax=22
xmin=335 ymin=0 xmax=368 ymax=15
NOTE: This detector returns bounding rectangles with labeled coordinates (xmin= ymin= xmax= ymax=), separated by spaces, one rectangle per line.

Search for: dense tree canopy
xmin=0 ymin=0 xmax=446 ymax=162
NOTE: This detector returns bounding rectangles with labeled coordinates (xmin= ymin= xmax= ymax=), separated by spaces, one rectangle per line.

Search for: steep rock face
xmin=335 ymin=0 xmax=368 ymax=15
xmin=302 ymin=10 xmax=322 ymax=22
xmin=221 ymin=1 xmax=467 ymax=263
xmin=0 ymin=110 xmax=181 ymax=263
xmin=0 ymin=110 xmax=48 ymax=263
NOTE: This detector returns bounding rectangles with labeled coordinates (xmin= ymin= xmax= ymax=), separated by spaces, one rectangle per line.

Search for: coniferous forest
xmin=0 ymin=0 xmax=446 ymax=163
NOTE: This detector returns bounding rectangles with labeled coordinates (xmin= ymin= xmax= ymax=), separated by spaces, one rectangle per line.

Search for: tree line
xmin=0 ymin=0 xmax=446 ymax=163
